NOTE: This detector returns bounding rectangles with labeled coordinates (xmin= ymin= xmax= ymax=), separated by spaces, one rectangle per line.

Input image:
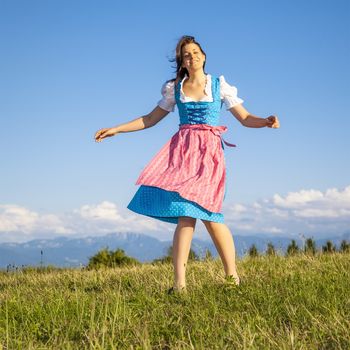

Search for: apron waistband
xmin=179 ymin=124 xmax=236 ymax=148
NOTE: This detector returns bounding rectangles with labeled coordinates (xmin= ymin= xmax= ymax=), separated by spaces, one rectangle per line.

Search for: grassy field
xmin=0 ymin=253 xmax=349 ymax=349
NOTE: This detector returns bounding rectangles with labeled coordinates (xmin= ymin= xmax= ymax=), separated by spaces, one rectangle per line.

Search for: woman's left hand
xmin=266 ymin=115 xmax=280 ymax=128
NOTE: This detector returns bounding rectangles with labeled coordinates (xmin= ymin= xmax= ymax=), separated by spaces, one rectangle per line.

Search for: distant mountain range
xmin=0 ymin=232 xmax=348 ymax=269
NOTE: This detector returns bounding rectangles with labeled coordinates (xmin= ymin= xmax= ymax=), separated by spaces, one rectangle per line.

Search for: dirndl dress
xmin=127 ymin=75 xmax=236 ymax=224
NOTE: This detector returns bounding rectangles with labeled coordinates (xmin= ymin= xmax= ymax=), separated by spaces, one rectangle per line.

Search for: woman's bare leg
xmin=202 ymin=220 xmax=240 ymax=283
xmin=172 ymin=216 xmax=196 ymax=289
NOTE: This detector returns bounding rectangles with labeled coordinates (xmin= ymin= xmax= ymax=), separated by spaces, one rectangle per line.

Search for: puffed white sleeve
xmin=157 ymin=80 xmax=176 ymax=112
xmin=219 ymin=75 xmax=244 ymax=110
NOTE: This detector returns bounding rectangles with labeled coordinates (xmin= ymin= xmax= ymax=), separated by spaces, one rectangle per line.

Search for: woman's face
xmin=181 ymin=43 xmax=206 ymax=72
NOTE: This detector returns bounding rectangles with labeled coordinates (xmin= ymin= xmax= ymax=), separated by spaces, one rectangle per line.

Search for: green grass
xmin=0 ymin=253 xmax=349 ymax=349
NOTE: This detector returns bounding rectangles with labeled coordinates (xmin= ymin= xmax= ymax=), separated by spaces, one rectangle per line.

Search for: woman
xmin=94 ymin=35 xmax=280 ymax=293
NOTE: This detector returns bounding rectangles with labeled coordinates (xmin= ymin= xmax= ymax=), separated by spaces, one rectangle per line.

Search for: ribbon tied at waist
xmin=179 ymin=124 xmax=236 ymax=148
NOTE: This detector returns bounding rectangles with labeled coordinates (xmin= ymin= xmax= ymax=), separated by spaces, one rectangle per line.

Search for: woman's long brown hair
xmin=167 ymin=35 xmax=207 ymax=84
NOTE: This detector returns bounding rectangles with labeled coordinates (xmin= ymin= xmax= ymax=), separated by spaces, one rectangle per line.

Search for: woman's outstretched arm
xmin=94 ymin=106 xmax=170 ymax=142
xmin=229 ymin=104 xmax=280 ymax=128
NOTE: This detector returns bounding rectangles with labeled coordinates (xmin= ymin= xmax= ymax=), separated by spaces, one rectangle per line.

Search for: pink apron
xmin=136 ymin=123 xmax=235 ymax=213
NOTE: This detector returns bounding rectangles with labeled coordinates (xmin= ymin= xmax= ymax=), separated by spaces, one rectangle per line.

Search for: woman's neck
xmin=186 ymin=69 xmax=206 ymax=84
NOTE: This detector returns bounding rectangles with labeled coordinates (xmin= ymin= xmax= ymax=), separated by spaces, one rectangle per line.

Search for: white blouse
xmin=157 ymin=74 xmax=244 ymax=113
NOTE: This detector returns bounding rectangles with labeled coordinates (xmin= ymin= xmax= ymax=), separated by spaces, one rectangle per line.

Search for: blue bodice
xmin=175 ymin=75 xmax=222 ymax=126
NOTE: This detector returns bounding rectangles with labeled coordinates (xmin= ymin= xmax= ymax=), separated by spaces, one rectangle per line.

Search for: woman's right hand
xmin=94 ymin=127 xmax=118 ymax=142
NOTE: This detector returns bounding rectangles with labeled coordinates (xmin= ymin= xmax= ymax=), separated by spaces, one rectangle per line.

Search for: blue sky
xmin=0 ymin=0 xmax=349 ymax=242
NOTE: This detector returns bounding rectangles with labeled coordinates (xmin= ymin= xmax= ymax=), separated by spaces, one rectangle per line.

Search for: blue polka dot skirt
xmin=127 ymin=185 xmax=224 ymax=224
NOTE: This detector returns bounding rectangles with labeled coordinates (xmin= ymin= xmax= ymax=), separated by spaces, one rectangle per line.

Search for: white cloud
xmin=0 ymin=205 xmax=73 ymax=242
xmin=234 ymin=223 xmax=254 ymax=231
xmin=0 ymin=201 xmax=172 ymax=243
xmin=252 ymin=202 xmax=262 ymax=209
xmin=70 ymin=201 xmax=170 ymax=234
xmin=1 ymin=185 xmax=349 ymax=243
xmin=0 ymin=205 xmax=38 ymax=232
xmin=262 ymin=226 xmax=284 ymax=234
xmin=273 ymin=189 xmax=324 ymax=208
xmin=272 ymin=186 xmax=350 ymax=213
xmin=293 ymin=208 xmax=343 ymax=218
xmin=265 ymin=207 xmax=289 ymax=218
xmin=223 ymin=185 xmax=350 ymax=237
xmin=76 ymin=201 xmax=122 ymax=221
